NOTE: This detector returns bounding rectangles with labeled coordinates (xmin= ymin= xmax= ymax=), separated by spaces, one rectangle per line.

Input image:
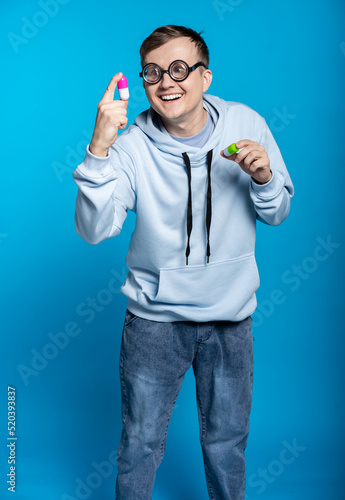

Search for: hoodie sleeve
xmin=72 ymin=143 xmax=136 ymax=244
xmin=249 ymin=120 xmax=294 ymax=226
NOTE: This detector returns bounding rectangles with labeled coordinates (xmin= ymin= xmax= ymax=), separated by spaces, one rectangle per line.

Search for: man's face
xmin=142 ymin=37 xmax=212 ymax=126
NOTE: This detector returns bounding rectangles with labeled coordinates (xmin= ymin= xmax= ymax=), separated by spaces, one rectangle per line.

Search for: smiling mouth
xmin=160 ymin=94 xmax=183 ymax=101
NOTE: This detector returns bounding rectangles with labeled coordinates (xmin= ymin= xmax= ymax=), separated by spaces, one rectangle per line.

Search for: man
xmin=72 ymin=25 xmax=294 ymax=500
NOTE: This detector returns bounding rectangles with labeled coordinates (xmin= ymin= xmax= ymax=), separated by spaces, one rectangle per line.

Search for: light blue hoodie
xmin=72 ymin=94 xmax=294 ymax=322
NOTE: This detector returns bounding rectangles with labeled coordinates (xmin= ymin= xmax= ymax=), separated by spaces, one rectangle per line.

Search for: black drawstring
xmin=182 ymin=150 xmax=213 ymax=265
xmin=206 ymin=150 xmax=213 ymax=264
xmin=182 ymin=152 xmax=192 ymax=265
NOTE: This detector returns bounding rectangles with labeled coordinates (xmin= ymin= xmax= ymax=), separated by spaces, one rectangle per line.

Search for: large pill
xmin=223 ymin=143 xmax=239 ymax=157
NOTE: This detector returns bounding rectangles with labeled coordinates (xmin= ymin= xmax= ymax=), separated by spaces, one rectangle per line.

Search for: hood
xmin=134 ymin=94 xmax=226 ymax=165
xmin=134 ymin=94 xmax=228 ymax=266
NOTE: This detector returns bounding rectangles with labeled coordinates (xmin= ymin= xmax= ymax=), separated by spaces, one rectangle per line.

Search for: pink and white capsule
xmin=118 ymin=76 xmax=129 ymax=100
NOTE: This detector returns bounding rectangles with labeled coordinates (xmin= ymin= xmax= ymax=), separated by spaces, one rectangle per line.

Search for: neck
xmin=160 ymin=105 xmax=207 ymax=137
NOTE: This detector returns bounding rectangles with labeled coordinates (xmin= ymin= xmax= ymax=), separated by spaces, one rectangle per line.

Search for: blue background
xmin=1 ymin=0 xmax=344 ymax=498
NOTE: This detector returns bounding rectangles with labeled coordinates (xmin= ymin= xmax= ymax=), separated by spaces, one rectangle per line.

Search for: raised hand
xmin=89 ymin=72 xmax=129 ymax=157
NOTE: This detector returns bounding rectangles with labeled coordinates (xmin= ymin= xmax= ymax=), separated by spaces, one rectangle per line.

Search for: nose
xmin=159 ymin=71 xmax=175 ymax=88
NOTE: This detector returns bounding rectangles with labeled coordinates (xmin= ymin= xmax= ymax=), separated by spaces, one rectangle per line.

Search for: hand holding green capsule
xmin=220 ymin=139 xmax=273 ymax=184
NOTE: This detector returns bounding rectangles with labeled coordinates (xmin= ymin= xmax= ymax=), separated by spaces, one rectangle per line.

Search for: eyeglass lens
xmin=144 ymin=61 xmax=189 ymax=83
xmin=170 ymin=61 xmax=188 ymax=80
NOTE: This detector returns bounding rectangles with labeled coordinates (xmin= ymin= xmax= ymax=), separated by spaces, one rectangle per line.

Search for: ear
xmin=202 ymin=69 xmax=213 ymax=93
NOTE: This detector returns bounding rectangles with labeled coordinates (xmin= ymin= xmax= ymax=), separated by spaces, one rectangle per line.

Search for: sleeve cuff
xmin=75 ymin=144 xmax=114 ymax=178
xmin=249 ymin=170 xmax=285 ymax=199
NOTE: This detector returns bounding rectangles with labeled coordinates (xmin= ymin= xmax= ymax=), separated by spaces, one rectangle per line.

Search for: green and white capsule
xmin=223 ymin=143 xmax=239 ymax=157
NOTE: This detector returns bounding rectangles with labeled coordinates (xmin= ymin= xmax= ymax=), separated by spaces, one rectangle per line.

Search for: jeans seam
xmin=195 ymin=378 xmax=216 ymax=499
xmin=119 ymin=342 xmax=129 ymax=428
xmin=204 ymin=465 xmax=216 ymax=500
xmin=159 ymin=387 xmax=182 ymax=461
xmin=196 ymin=378 xmax=206 ymax=446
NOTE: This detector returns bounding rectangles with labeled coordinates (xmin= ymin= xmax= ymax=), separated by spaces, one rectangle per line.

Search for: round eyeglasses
xmin=139 ymin=60 xmax=208 ymax=85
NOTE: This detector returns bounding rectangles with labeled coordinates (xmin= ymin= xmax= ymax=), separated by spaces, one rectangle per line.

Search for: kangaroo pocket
xmin=149 ymin=253 xmax=260 ymax=313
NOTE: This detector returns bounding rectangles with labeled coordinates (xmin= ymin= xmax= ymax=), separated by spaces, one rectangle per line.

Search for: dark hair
xmin=140 ymin=25 xmax=209 ymax=68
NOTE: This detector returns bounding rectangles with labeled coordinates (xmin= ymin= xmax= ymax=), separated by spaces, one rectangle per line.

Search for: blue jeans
xmin=115 ymin=309 xmax=254 ymax=500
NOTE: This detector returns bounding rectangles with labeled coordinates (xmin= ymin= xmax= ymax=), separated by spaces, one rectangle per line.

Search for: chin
xmin=155 ymin=103 xmax=186 ymax=121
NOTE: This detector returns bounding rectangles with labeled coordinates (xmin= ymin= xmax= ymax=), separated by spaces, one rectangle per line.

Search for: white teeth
xmin=161 ymin=94 xmax=182 ymax=101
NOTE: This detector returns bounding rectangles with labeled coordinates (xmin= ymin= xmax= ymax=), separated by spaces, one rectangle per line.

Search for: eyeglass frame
xmin=139 ymin=60 xmax=208 ymax=85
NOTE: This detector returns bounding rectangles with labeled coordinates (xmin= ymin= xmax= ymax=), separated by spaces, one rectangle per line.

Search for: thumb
xmin=220 ymin=150 xmax=238 ymax=161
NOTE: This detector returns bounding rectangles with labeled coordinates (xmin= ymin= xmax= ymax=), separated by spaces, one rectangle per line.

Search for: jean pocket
xmin=124 ymin=308 xmax=139 ymax=327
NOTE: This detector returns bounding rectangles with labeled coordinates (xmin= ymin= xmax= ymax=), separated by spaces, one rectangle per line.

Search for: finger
xmin=100 ymin=72 xmax=123 ymax=104
xmin=117 ymin=116 xmax=128 ymax=129
xmin=236 ymin=139 xmax=258 ymax=149
xmin=99 ymin=100 xmax=128 ymax=111
xmin=242 ymin=159 xmax=269 ymax=179
xmin=235 ymin=146 xmax=264 ymax=165
xmin=220 ymin=150 xmax=238 ymax=161
xmin=250 ymin=158 xmax=270 ymax=170
xmin=241 ymin=151 xmax=266 ymax=168
xmin=114 ymin=114 xmax=128 ymax=127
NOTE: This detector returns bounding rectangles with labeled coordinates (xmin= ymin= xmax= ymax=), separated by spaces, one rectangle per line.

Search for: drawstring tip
xmin=186 ymin=256 xmax=188 ymax=265
xmin=207 ymin=255 xmax=209 ymax=264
